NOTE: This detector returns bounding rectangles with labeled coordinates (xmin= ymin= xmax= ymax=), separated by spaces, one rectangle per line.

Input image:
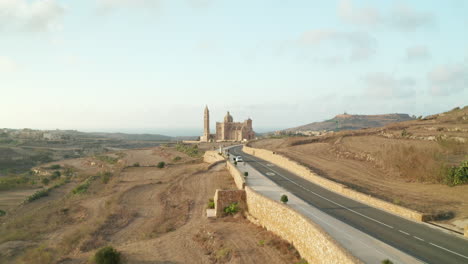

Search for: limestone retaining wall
xmin=245 ymin=186 xmax=361 ymax=264
xmin=243 ymin=146 xmax=428 ymax=222
xmin=226 ymin=161 xmax=245 ymax=190
xmin=203 ymin=151 xmax=225 ymax=164
xmin=214 ymin=189 xmax=246 ymax=217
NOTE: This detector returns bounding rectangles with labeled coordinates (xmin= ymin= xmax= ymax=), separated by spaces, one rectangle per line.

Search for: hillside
xmin=285 ymin=113 xmax=415 ymax=132
xmin=251 ymin=106 xmax=468 ymax=232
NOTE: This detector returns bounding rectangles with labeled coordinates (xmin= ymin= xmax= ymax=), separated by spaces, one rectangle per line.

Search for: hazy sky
xmin=1 ymin=0 xmax=467 ymax=136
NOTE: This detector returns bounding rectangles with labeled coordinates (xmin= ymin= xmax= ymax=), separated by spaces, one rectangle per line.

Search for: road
xmin=229 ymin=146 xmax=468 ymax=264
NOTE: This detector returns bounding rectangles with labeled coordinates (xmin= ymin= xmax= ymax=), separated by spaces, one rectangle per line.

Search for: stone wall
xmin=213 ymin=189 xmax=246 ymax=217
xmin=243 ymin=146 xmax=428 ymax=222
xmin=203 ymin=150 xmax=225 ymax=164
xmin=245 ymin=186 xmax=361 ymax=264
xmin=226 ymin=161 xmax=245 ymax=189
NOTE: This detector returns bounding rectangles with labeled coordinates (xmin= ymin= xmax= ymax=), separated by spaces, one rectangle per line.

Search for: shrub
xmin=295 ymin=259 xmax=308 ymax=264
xmin=258 ymin=240 xmax=265 ymax=246
xmin=101 ymin=172 xmax=112 ymax=184
xmin=157 ymin=161 xmax=165 ymax=168
xmin=94 ymin=246 xmax=121 ymax=264
xmin=207 ymin=198 xmax=215 ymax=209
xmin=445 ymin=160 xmax=468 ymax=186
xmin=0 ymin=209 xmax=6 ymax=216
xmin=234 ymin=161 xmax=237 ymax=166
xmin=244 ymin=172 xmax=248 ymax=177
xmin=382 ymin=260 xmax=394 ymax=264
xmin=173 ymin=156 xmax=182 ymax=162
xmin=95 ymin=155 xmax=118 ymax=165
xmin=41 ymin=178 xmax=50 ymax=186
xmin=72 ymin=177 xmax=95 ymax=194
xmin=133 ymin=162 xmax=140 ymax=167
xmin=48 ymin=164 xmax=61 ymax=170
xmin=25 ymin=189 xmax=49 ymax=203
xmin=224 ymin=202 xmax=239 ymax=215
xmin=280 ymin=194 xmax=288 ymax=204
xmin=50 ymin=171 xmax=61 ymax=180
xmin=175 ymin=143 xmax=199 ymax=157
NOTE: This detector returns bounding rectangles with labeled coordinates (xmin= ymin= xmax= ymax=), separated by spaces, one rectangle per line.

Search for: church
xmin=200 ymin=106 xmax=255 ymax=142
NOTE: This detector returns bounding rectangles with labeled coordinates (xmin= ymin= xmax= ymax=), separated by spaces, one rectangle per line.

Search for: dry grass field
xmin=0 ymin=146 xmax=303 ymax=264
xmin=251 ymin=107 xmax=468 ymax=231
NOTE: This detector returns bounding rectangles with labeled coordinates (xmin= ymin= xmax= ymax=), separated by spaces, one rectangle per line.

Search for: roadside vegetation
xmin=175 ymin=143 xmax=200 ymax=157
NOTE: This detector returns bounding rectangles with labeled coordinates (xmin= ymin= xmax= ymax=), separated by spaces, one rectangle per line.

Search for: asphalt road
xmin=229 ymin=146 xmax=468 ymax=264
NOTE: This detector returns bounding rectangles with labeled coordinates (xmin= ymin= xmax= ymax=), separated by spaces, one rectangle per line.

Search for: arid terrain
xmin=0 ymin=145 xmax=302 ymax=264
xmin=251 ymin=107 xmax=468 ymax=232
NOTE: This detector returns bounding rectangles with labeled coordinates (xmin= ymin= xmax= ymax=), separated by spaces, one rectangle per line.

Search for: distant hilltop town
xmin=200 ymin=106 xmax=255 ymax=142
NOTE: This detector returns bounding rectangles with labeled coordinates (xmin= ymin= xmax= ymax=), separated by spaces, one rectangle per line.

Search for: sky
xmin=1 ymin=0 xmax=467 ymax=136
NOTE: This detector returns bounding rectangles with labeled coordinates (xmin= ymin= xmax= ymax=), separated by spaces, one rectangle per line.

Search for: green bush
xmin=280 ymin=194 xmax=288 ymax=204
xmin=224 ymin=202 xmax=239 ymax=215
xmin=295 ymin=259 xmax=308 ymax=264
xmin=94 ymin=246 xmax=121 ymax=264
xmin=133 ymin=162 xmax=140 ymax=167
xmin=234 ymin=161 xmax=237 ymax=166
xmin=25 ymin=189 xmax=49 ymax=203
xmin=41 ymin=178 xmax=50 ymax=186
xmin=244 ymin=172 xmax=248 ymax=177
xmin=72 ymin=177 xmax=95 ymax=194
xmin=50 ymin=171 xmax=61 ymax=180
xmin=157 ymin=161 xmax=165 ymax=168
xmin=0 ymin=209 xmax=6 ymax=216
xmin=175 ymin=143 xmax=199 ymax=157
xmin=445 ymin=160 xmax=468 ymax=186
xmin=95 ymin=155 xmax=118 ymax=165
xmin=381 ymin=259 xmax=394 ymax=264
xmin=173 ymin=156 xmax=182 ymax=162
xmin=47 ymin=164 xmax=61 ymax=170
xmin=207 ymin=198 xmax=215 ymax=209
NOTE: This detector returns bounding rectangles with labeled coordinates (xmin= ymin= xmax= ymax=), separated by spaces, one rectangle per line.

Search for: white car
xmin=235 ymin=156 xmax=243 ymax=162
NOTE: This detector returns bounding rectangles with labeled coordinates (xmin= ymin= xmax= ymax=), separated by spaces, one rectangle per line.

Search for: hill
xmin=285 ymin=113 xmax=415 ymax=133
xmin=250 ymin=106 xmax=468 ymax=232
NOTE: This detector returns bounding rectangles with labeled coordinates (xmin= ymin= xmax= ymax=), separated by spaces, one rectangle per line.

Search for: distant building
xmin=200 ymin=106 xmax=255 ymax=142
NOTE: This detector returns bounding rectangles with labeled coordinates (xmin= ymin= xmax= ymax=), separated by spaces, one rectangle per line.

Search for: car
xmin=235 ymin=156 xmax=243 ymax=162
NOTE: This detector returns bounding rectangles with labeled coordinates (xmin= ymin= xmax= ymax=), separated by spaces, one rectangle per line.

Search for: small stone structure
xmin=213 ymin=189 xmax=246 ymax=217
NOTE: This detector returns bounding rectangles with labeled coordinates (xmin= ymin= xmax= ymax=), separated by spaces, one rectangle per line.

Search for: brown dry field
xmin=0 ymin=146 xmax=302 ymax=264
xmin=251 ymin=107 xmax=468 ymax=231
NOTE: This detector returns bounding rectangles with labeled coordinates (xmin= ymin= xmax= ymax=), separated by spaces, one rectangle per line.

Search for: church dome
xmin=224 ymin=111 xmax=233 ymax=123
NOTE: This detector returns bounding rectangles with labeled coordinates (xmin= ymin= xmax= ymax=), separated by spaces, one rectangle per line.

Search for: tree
xmin=280 ymin=194 xmax=288 ymax=204
xmin=41 ymin=178 xmax=50 ymax=186
xmin=157 ymin=161 xmax=165 ymax=168
xmin=94 ymin=246 xmax=121 ymax=264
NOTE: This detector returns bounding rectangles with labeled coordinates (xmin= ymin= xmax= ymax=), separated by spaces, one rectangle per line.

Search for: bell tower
xmin=203 ymin=105 xmax=210 ymax=141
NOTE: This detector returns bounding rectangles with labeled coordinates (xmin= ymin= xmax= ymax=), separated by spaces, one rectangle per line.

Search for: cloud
xmin=298 ymin=30 xmax=376 ymax=61
xmin=338 ymin=0 xmax=435 ymax=31
xmin=427 ymin=64 xmax=468 ymax=96
xmin=391 ymin=3 xmax=435 ymax=31
xmin=338 ymin=0 xmax=381 ymax=26
xmin=406 ymin=45 xmax=430 ymax=61
xmin=97 ymin=0 xmax=160 ymax=13
xmin=0 ymin=0 xmax=64 ymax=32
xmin=363 ymin=72 xmax=416 ymax=98
xmin=0 ymin=56 xmax=20 ymax=73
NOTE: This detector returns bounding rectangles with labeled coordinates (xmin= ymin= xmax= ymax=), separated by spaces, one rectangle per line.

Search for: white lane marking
xmin=252 ymin=157 xmax=395 ymax=229
xmin=266 ymin=163 xmax=275 ymax=167
xmin=266 ymin=172 xmax=276 ymax=176
xmin=399 ymin=230 xmax=410 ymax=236
xmin=429 ymin=243 xmax=468 ymax=260
xmin=413 ymin=236 xmax=424 ymax=241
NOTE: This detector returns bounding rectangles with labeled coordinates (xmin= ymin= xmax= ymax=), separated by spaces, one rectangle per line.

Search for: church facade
xmin=200 ymin=106 xmax=255 ymax=142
